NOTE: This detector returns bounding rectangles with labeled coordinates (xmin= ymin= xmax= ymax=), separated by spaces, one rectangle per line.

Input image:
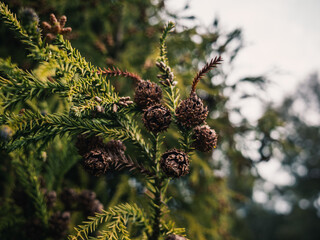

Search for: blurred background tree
xmin=0 ymin=0 xmax=319 ymax=239
xmin=239 ymin=73 xmax=320 ymax=240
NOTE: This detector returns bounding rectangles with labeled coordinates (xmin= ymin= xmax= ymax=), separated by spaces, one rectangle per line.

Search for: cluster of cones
xmin=16 ymin=186 xmax=103 ymax=239
xmin=46 ymin=188 xmax=104 ymax=238
xmin=131 ymin=59 xmax=219 ymax=178
xmin=75 ymin=134 xmax=126 ymax=177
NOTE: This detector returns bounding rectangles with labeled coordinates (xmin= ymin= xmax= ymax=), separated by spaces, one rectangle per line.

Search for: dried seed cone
xmin=165 ymin=235 xmax=188 ymax=240
xmin=86 ymin=199 xmax=104 ymax=216
xmin=44 ymin=190 xmax=57 ymax=208
xmin=49 ymin=211 xmax=71 ymax=239
xmin=78 ymin=190 xmax=103 ymax=216
xmin=160 ymin=149 xmax=190 ymax=178
xmin=175 ymin=92 xmax=208 ymax=128
xmin=105 ymin=139 xmax=127 ymax=164
xmin=79 ymin=190 xmax=96 ymax=207
xmin=143 ymin=104 xmax=171 ymax=134
xmin=75 ymin=134 xmax=104 ymax=156
xmin=82 ymin=148 xmax=112 ymax=176
xmin=134 ymin=80 xmax=162 ymax=109
xmin=192 ymin=125 xmax=218 ymax=152
xmin=106 ymin=140 xmax=126 ymax=153
xmin=60 ymin=188 xmax=78 ymax=209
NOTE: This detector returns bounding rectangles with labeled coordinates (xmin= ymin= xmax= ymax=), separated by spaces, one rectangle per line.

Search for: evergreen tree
xmin=0 ymin=1 xmax=274 ymax=239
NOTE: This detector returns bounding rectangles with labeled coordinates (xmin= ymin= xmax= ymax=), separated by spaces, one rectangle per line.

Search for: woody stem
xmin=149 ymin=134 xmax=163 ymax=240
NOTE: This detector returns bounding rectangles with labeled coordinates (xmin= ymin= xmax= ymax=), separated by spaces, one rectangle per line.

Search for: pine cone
xmin=82 ymin=148 xmax=112 ymax=176
xmin=175 ymin=92 xmax=208 ymax=128
xmin=160 ymin=149 xmax=190 ymax=177
xmin=105 ymin=140 xmax=127 ymax=165
xmin=60 ymin=188 xmax=78 ymax=209
xmin=143 ymin=104 xmax=171 ymax=134
xmin=49 ymin=211 xmax=71 ymax=239
xmin=165 ymin=235 xmax=187 ymax=240
xmin=79 ymin=190 xmax=96 ymax=207
xmin=134 ymin=80 xmax=162 ymax=109
xmin=75 ymin=134 xmax=104 ymax=156
xmin=86 ymin=199 xmax=104 ymax=216
xmin=78 ymin=190 xmax=104 ymax=216
xmin=192 ymin=125 xmax=218 ymax=152
xmin=44 ymin=190 xmax=57 ymax=208
xmin=105 ymin=140 xmax=126 ymax=153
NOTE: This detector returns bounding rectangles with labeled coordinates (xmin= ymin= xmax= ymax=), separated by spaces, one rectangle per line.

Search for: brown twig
xmin=112 ymin=152 xmax=155 ymax=177
xmin=97 ymin=67 xmax=142 ymax=82
xmin=191 ymin=56 xmax=223 ymax=94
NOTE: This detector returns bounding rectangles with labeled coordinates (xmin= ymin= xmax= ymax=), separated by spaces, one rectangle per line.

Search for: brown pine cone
xmin=160 ymin=149 xmax=190 ymax=178
xmin=175 ymin=92 xmax=208 ymax=128
xmin=86 ymin=199 xmax=104 ymax=216
xmin=82 ymin=148 xmax=112 ymax=176
xmin=75 ymin=134 xmax=104 ymax=156
xmin=192 ymin=125 xmax=218 ymax=152
xmin=105 ymin=140 xmax=126 ymax=153
xmin=165 ymin=235 xmax=187 ymax=240
xmin=44 ymin=190 xmax=57 ymax=208
xmin=60 ymin=188 xmax=78 ymax=209
xmin=78 ymin=190 xmax=104 ymax=216
xmin=49 ymin=211 xmax=71 ymax=239
xmin=143 ymin=104 xmax=171 ymax=134
xmin=134 ymin=80 xmax=162 ymax=109
xmin=79 ymin=190 xmax=96 ymax=207
xmin=105 ymin=140 xmax=127 ymax=165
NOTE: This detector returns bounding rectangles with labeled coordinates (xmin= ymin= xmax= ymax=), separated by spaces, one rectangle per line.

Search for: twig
xmin=97 ymin=67 xmax=142 ymax=82
xmin=113 ymin=152 xmax=155 ymax=177
xmin=191 ymin=56 xmax=223 ymax=94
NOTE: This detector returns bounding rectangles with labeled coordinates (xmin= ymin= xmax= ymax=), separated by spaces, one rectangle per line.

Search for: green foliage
xmin=158 ymin=21 xmax=175 ymax=65
xmin=12 ymin=151 xmax=48 ymax=224
xmin=0 ymin=1 xmax=281 ymax=240
xmin=69 ymin=203 xmax=148 ymax=240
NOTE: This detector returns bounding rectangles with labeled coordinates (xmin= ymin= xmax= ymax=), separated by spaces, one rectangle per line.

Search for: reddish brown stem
xmin=191 ymin=56 xmax=223 ymax=94
xmin=97 ymin=67 xmax=142 ymax=82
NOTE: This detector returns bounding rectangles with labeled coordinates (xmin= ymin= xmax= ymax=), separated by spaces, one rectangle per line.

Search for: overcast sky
xmin=167 ymin=0 xmax=320 ymax=103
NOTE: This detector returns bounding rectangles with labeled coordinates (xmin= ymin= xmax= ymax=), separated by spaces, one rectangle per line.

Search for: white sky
xmin=166 ymin=0 xmax=320 ymax=198
xmin=167 ymin=0 xmax=320 ymax=103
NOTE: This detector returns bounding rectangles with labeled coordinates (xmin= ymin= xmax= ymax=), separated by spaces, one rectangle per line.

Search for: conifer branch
xmin=2 ymin=111 xmax=121 ymax=149
xmin=97 ymin=67 xmax=142 ymax=82
xmin=161 ymin=220 xmax=186 ymax=237
xmin=69 ymin=203 xmax=148 ymax=240
xmin=0 ymin=2 xmax=42 ymax=50
xmin=0 ymin=200 xmax=25 ymax=233
xmin=3 ymin=111 xmax=152 ymax=164
xmin=191 ymin=56 xmax=223 ymax=94
xmin=114 ymin=153 xmax=155 ymax=178
xmin=163 ymin=84 xmax=180 ymax=114
xmin=0 ymin=73 xmax=69 ymax=110
xmin=54 ymin=36 xmax=99 ymax=78
xmin=116 ymin=115 xmax=153 ymax=162
xmin=158 ymin=21 xmax=175 ymax=64
xmin=12 ymin=152 xmax=48 ymax=224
